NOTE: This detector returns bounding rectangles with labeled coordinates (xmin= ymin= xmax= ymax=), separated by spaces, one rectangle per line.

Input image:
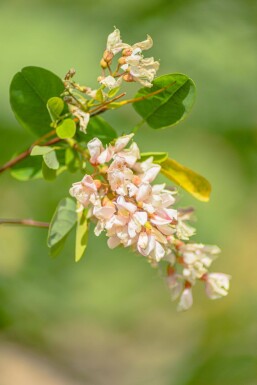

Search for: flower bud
xmin=123 ymin=73 xmax=134 ymax=83
xmin=100 ymin=58 xmax=108 ymax=69
xmin=93 ymin=179 xmax=102 ymax=189
xmin=118 ymin=57 xmax=127 ymax=66
xmin=103 ymin=50 xmax=114 ymax=63
xmin=122 ymin=48 xmax=132 ymax=56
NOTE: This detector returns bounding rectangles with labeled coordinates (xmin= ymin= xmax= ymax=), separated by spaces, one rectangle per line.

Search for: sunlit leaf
xmin=10 ymin=66 xmax=64 ymax=136
xmin=30 ymin=145 xmax=53 ymax=156
xmin=161 ymin=158 xmax=211 ymax=201
xmin=47 ymin=97 xmax=64 ymax=122
xmin=140 ymin=152 xmax=168 ymax=164
xmin=56 ymin=118 xmax=76 ymax=139
xmin=133 ymin=73 xmax=196 ymax=129
xmin=47 ymin=198 xmax=77 ymax=253
xmin=75 ymin=208 xmax=89 ymax=262
xmin=43 ymin=150 xmax=59 ymax=170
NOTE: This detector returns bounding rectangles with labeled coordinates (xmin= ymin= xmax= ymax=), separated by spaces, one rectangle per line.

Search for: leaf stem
xmin=0 ymin=218 xmax=49 ymax=228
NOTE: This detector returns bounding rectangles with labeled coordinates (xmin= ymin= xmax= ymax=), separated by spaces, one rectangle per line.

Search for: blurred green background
xmin=0 ymin=0 xmax=257 ymax=384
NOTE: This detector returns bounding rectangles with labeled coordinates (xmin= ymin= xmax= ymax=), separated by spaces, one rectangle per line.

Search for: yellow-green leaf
xmin=75 ymin=208 xmax=89 ymax=262
xmin=161 ymin=158 xmax=211 ymax=202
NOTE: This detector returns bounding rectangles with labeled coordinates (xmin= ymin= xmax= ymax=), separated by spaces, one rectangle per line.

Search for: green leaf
xmin=10 ymin=66 xmax=64 ymax=136
xmin=43 ymin=150 xmax=59 ymax=170
xmin=161 ymin=158 xmax=211 ymax=202
xmin=10 ymin=155 xmax=42 ymax=181
xmin=108 ymin=87 xmax=120 ymax=98
xmin=80 ymin=116 xmax=117 ymax=145
xmin=94 ymin=89 xmax=104 ymax=102
xmin=65 ymin=147 xmax=80 ymax=173
xmin=47 ymin=97 xmax=64 ymax=122
xmin=140 ymin=152 xmax=168 ymax=164
xmin=75 ymin=209 xmax=89 ymax=262
xmin=30 ymin=145 xmax=53 ymax=156
xmin=42 ymin=160 xmax=57 ymax=180
xmin=47 ymin=198 xmax=77 ymax=252
xmin=132 ymin=73 xmax=196 ymax=129
xmin=49 ymin=234 xmax=69 ymax=257
xmin=56 ymin=119 xmax=76 ymax=139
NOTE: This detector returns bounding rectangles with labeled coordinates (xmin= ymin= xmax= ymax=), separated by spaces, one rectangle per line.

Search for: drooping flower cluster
xmin=70 ymin=134 xmax=230 ymax=310
xmin=100 ymin=28 xmax=160 ymax=88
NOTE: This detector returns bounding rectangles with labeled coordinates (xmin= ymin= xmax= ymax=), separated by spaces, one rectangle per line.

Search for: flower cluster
xmin=99 ymin=28 xmax=159 ymax=89
xmin=70 ymin=134 xmax=230 ymax=310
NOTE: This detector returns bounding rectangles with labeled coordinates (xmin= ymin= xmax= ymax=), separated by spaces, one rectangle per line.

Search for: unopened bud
xmin=118 ymin=57 xmax=127 ymax=66
xmin=93 ymin=179 xmax=102 ymax=189
xmin=103 ymin=50 xmax=114 ymax=63
xmin=123 ymin=73 xmax=134 ymax=83
xmin=122 ymin=48 xmax=132 ymax=57
xmin=100 ymin=58 xmax=108 ymax=69
xmin=65 ymin=68 xmax=76 ymax=80
xmin=167 ymin=265 xmax=175 ymax=276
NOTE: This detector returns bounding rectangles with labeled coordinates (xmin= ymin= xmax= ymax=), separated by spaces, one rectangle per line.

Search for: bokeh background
xmin=0 ymin=0 xmax=257 ymax=384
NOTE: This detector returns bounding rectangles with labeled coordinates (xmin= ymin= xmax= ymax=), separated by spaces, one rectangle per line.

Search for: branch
xmin=0 ymin=137 xmax=61 ymax=174
xmin=0 ymin=218 xmax=49 ymax=228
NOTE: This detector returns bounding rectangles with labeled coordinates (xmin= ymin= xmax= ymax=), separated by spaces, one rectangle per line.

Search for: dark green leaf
xmin=42 ymin=160 xmax=57 ymax=180
xmin=133 ymin=73 xmax=196 ymax=129
xmin=10 ymin=66 xmax=64 ymax=136
xmin=56 ymin=119 xmax=76 ymax=139
xmin=65 ymin=147 xmax=80 ymax=173
xmin=47 ymin=97 xmax=64 ymax=122
xmin=10 ymin=155 xmax=42 ymax=181
xmin=79 ymin=116 xmax=117 ymax=145
xmin=75 ymin=209 xmax=89 ymax=262
xmin=140 ymin=152 xmax=168 ymax=164
xmin=47 ymin=197 xmax=77 ymax=250
xmin=161 ymin=158 xmax=211 ymax=202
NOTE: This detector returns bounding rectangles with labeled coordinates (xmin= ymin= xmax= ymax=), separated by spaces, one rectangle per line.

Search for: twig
xmin=0 ymin=218 xmax=49 ymax=228
xmin=0 ymin=137 xmax=61 ymax=174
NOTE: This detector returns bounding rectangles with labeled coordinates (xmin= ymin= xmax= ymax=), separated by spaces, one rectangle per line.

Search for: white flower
xmin=87 ymin=138 xmax=104 ymax=164
xmin=205 ymin=273 xmax=231 ymax=299
xmin=122 ymin=53 xmax=159 ymax=88
xmin=177 ymin=287 xmax=193 ymax=311
xmin=106 ymin=29 xmax=126 ymax=55
xmin=100 ymin=75 xmax=122 ymax=90
xmin=69 ymin=175 xmax=98 ymax=207
xmin=69 ymin=106 xmax=90 ymax=134
xmin=166 ymin=274 xmax=183 ymax=301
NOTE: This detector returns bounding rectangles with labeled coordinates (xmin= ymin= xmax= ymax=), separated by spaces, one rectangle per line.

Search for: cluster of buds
xmin=99 ymin=28 xmax=160 ymax=88
xmin=70 ymin=134 xmax=231 ymax=311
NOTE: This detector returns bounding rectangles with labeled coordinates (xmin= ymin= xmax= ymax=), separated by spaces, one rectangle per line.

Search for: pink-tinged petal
xmin=116 ymin=196 xmax=137 ymax=214
xmin=107 ymin=236 xmax=121 ymax=249
xmin=93 ymin=205 xmax=116 ymax=220
xmin=81 ymin=175 xmax=97 ymax=192
xmin=142 ymin=164 xmax=161 ymax=183
xmin=157 ymin=224 xmax=175 ymax=236
xmin=97 ymin=146 xmax=114 ymax=164
xmin=154 ymin=241 xmax=165 ymax=261
xmin=127 ymin=183 xmax=138 ymax=197
xmin=166 ymin=275 xmax=183 ymax=301
xmin=136 ymin=183 xmax=152 ymax=202
xmin=133 ymin=211 xmax=148 ymax=225
xmin=87 ymin=138 xmax=104 ymax=164
xmin=114 ymin=134 xmax=134 ymax=152
xmin=177 ymin=288 xmax=193 ymax=311
xmin=128 ymin=218 xmax=140 ymax=238
xmin=94 ymin=221 xmax=105 ymax=236
xmin=137 ymin=232 xmax=148 ymax=250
